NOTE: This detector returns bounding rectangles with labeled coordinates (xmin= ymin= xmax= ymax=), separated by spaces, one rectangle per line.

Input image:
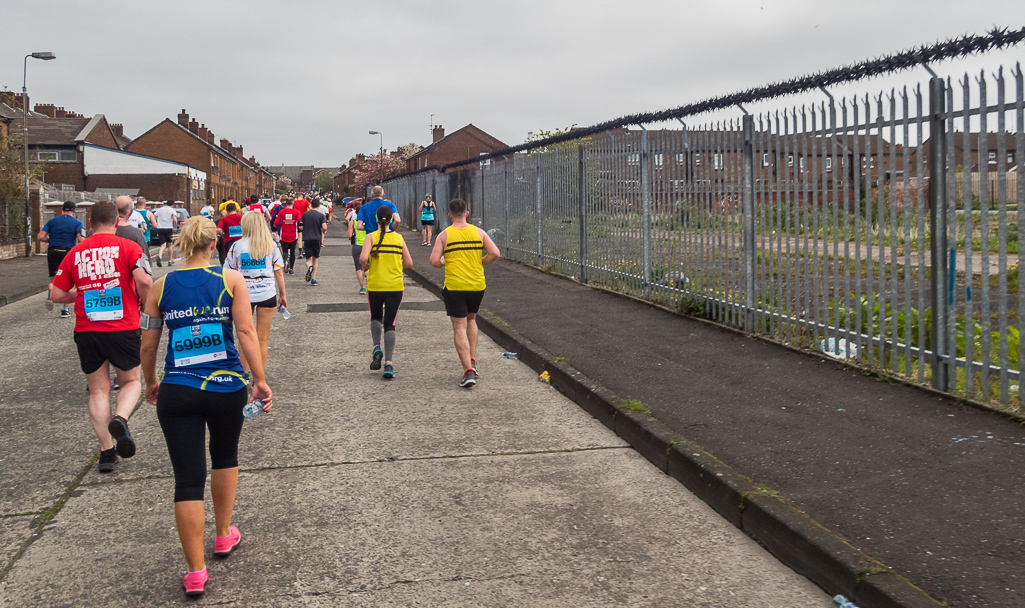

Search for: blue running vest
xmin=159 ymin=267 xmax=245 ymax=392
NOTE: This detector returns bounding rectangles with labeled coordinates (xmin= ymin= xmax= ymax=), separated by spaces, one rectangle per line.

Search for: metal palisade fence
xmin=382 ymin=29 xmax=1025 ymax=409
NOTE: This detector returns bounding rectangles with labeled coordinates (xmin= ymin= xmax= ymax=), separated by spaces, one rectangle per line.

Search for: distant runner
xmin=347 ymin=199 xmax=367 ymax=294
xmin=429 ymin=198 xmax=501 ymax=387
xmin=298 ymin=199 xmax=328 ymax=286
xmin=274 ymin=198 xmax=302 ymax=275
xmin=38 ymin=200 xmax=85 ymax=318
xmin=360 ymin=206 xmax=412 ymax=378
xmin=49 ymin=200 xmax=152 ymax=472
xmin=153 ymin=200 xmax=179 ymax=267
xmin=419 ymin=194 xmax=436 ymax=246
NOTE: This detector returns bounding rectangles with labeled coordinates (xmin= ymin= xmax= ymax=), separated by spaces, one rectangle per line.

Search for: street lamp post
xmin=369 ymin=130 xmax=383 ymax=186
xmin=22 ymin=51 xmax=56 ymax=257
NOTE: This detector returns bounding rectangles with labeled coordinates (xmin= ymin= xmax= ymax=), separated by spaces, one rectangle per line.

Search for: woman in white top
xmin=223 ymin=211 xmax=286 ymax=376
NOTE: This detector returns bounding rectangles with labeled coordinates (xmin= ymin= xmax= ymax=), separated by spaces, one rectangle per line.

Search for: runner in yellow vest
xmin=347 ymin=200 xmax=368 ymax=294
xmin=360 ymin=206 xmax=412 ymax=378
xmin=428 ymin=198 xmax=501 ymax=387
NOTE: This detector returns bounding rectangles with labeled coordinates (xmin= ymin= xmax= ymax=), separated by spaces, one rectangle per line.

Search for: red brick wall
xmin=83 ymin=122 xmax=119 ymax=150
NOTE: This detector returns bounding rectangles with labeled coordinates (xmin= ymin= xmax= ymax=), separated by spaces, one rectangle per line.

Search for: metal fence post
xmin=742 ymin=114 xmax=757 ymax=332
xmin=578 ymin=140 xmax=587 ymax=283
xmin=504 ymin=161 xmax=510 ymax=256
xmin=480 ymin=162 xmax=485 ymax=228
xmin=536 ymin=152 xmax=543 ymax=266
xmin=928 ymin=77 xmax=949 ymax=391
xmin=641 ymin=128 xmax=652 ymax=296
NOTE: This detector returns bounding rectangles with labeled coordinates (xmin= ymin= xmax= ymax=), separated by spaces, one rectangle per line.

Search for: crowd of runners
xmin=39 ymin=187 xmax=499 ymax=597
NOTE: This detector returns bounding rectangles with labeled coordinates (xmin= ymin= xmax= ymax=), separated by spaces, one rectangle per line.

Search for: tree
xmin=397 ymin=142 xmax=423 ymax=160
xmin=314 ymin=170 xmax=334 ymax=192
xmin=0 ymin=136 xmax=27 ymax=242
xmin=348 ymin=154 xmax=407 ymax=197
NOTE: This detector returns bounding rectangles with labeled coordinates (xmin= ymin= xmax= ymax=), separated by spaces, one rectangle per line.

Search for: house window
xmin=825 ymin=157 xmax=832 ymax=172
xmin=694 ymin=153 xmax=702 ymax=166
xmin=762 ymin=153 xmax=770 ymax=167
xmin=799 ymin=157 xmax=806 ymax=172
xmin=654 ymin=153 xmax=664 ymax=169
xmin=676 ymin=153 xmax=686 ymax=165
xmin=787 ymin=155 xmax=794 ymax=167
xmin=1009 ymin=152 xmax=1015 ymax=164
xmin=713 ymin=154 xmax=724 ymax=170
xmin=627 ymin=153 xmax=640 ymax=166
xmin=989 ymin=151 xmax=997 ymax=165
xmin=479 ymin=152 xmax=491 ymax=167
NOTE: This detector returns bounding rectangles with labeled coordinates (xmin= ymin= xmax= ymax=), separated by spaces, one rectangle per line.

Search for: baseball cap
xmin=62 ymin=201 xmax=76 ymax=212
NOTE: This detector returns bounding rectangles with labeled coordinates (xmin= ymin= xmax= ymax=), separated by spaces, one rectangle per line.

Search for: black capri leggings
xmin=156 ymin=383 xmax=247 ymax=502
xmin=367 ymin=291 xmax=403 ymax=331
xmin=280 ymin=240 xmax=296 ymax=270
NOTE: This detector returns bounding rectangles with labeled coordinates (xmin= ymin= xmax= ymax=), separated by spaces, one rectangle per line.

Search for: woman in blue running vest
xmin=418 ymin=194 xmax=436 ymax=246
xmin=140 ymin=216 xmax=272 ymax=597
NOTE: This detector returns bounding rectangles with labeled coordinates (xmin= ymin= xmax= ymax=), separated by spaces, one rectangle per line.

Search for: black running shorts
xmin=47 ymin=247 xmax=71 ymax=277
xmin=442 ymin=289 xmax=485 ymax=319
xmin=250 ymin=294 xmax=278 ymax=310
xmin=74 ymin=329 xmax=142 ymax=375
xmin=157 ymin=228 xmax=174 ymax=245
xmin=304 ymin=241 xmax=322 ymax=259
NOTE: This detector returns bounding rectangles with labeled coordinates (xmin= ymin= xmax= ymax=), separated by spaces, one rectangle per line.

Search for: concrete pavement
xmin=0 ymin=227 xmax=829 ymax=606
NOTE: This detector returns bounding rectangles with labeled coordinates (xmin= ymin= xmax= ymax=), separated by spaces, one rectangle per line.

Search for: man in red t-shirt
xmin=292 ymin=197 xmax=310 ymax=258
xmin=274 ymin=198 xmax=302 ymax=275
xmin=50 ymin=200 xmax=153 ymax=473
xmin=216 ymin=202 xmax=243 ymax=265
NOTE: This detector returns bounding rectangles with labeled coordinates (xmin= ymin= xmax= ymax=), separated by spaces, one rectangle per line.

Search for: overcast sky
xmin=2 ymin=1 xmax=1023 ymax=168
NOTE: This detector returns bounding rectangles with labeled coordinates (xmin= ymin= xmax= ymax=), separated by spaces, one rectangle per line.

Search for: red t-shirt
xmin=248 ymin=204 xmax=266 ymax=216
xmin=275 ymin=208 xmax=302 ymax=242
xmin=293 ymin=199 xmax=310 ymax=215
xmin=52 ymin=233 xmax=145 ymax=332
xmin=218 ymin=213 xmax=243 ymax=244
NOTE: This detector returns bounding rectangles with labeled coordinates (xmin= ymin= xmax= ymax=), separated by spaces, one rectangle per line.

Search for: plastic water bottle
xmin=278 ymin=305 xmax=291 ymax=319
xmin=833 ymin=595 xmax=859 ymax=608
xmin=243 ymin=399 xmax=264 ymax=419
xmin=502 ymin=352 xmax=518 ymax=359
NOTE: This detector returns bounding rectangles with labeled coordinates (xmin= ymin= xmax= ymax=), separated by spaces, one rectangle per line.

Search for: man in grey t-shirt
xmin=297 ymin=199 xmax=328 ymax=285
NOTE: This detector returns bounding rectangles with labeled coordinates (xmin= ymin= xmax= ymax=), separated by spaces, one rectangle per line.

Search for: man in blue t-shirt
xmin=37 ymin=201 xmax=85 ymax=318
xmin=356 ymin=186 xmax=401 ymax=234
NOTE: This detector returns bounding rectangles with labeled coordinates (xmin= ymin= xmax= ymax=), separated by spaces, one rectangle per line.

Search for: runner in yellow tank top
xmin=429 ymin=198 xmax=502 ymax=387
xmin=360 ymin=206 xmax=413 ymax=378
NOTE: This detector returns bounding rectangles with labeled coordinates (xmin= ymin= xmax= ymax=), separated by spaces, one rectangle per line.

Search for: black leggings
xmin=156 ymin=383 xmax=247 ymax=502
xmin=367 ymin=291 xmax=402 ymax=331
xmin=280 ymin=240 xmax=296 ymax=270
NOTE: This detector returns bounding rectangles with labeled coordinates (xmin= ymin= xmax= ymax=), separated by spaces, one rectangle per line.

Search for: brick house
xmin=22 ymin=114 xmax=121 ymax=191
xmin=406 ymin=124 xmax=508 ymax=172
xmin=127 ymin=110 xmax=272 ymax=207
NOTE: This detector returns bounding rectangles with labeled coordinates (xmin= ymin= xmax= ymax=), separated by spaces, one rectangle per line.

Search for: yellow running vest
xmin=443 ymin=225 xmax=486 ymax=291
xmin=366 ymin=230 xmax=405 ymax=291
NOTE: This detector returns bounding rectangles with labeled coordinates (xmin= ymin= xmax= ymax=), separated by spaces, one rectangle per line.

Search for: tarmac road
xmin=0 ymin=225 xmax=828 ymax=606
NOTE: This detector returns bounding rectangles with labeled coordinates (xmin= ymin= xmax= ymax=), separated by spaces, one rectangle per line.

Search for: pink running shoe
xmin=214 ymin=525 xmax=241 ymax=558
xmin=183 ymin=568 xmax=208 ymax=596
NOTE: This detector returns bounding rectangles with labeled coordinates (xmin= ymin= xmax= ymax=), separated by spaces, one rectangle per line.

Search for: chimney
xmin=236 ymin=146 xmax=243 ymax=159
xmin=54 ymin=107 xmax=68 ymax=118
xmin=34 ymin=104 xmax=57 ymax=118
xmin=111 ymin=124 xmax=124 ymax=139
xmin=13 ymin=93 xmax=27 ymax=110
xmin=0 ymin=91 xmax=13 ymax=107
xmin=433 ymin=125 xmax=445 ymax=143
xmin=220 ymin=138 xmax=231 ymax=150
xmin=206 ymin=130 xmax=215 ymax=145
xmin=177 ymin=109 xmax=189 ymax=127
xmin=197 ymin=123 xmax=208 ymax=141
xmin=188 ymin=119 xmax=199 ymax=133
